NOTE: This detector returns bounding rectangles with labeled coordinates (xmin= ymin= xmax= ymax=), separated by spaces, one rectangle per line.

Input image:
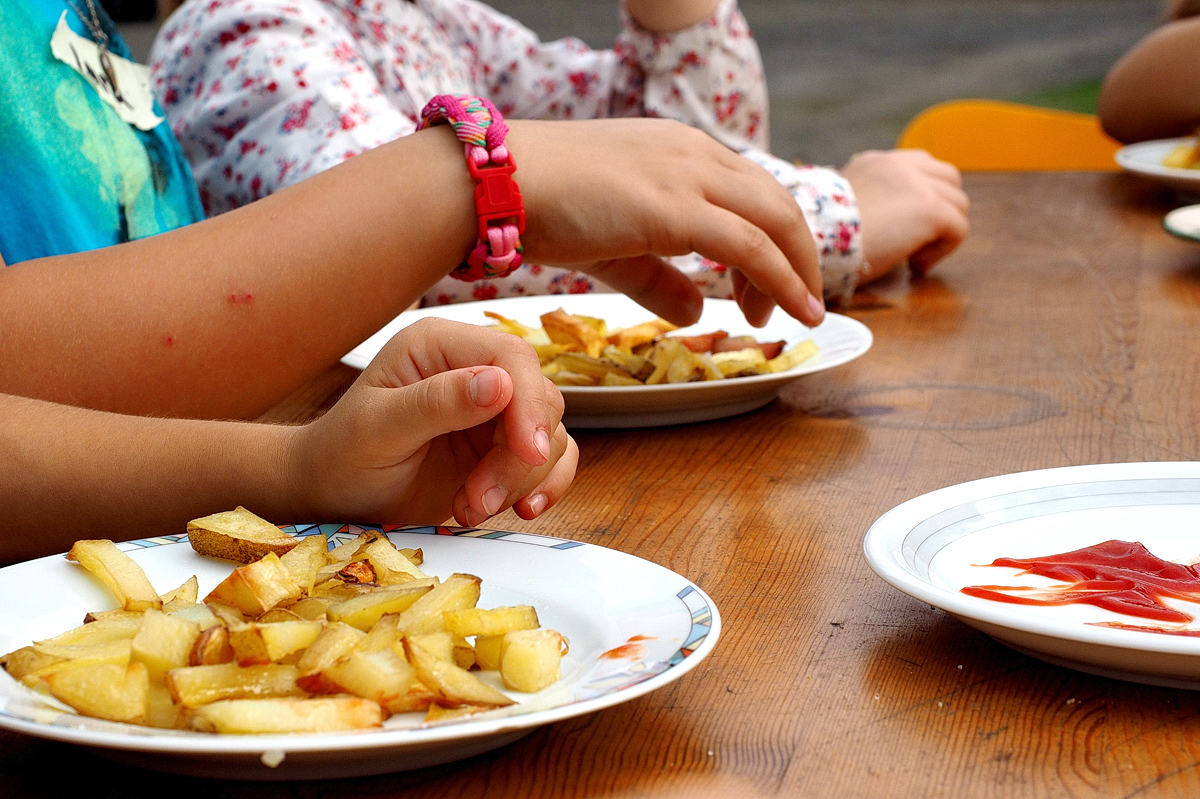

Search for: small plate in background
xmin=1115 ymin=138 xmax=1200 ymax=195
xmin=1164 ymin=204 xmax=1200 ymax=244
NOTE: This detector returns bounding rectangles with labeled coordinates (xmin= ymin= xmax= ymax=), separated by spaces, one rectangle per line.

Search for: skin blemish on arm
xmin=227 ymin=292 xmax=255 ymax=306
xmin=162 ymin=334 xmax=175 ymax=347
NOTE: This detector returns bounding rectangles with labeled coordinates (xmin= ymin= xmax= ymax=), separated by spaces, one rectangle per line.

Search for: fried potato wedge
xmin=404 ymin=637 xmax=513 ymax=708
xmin=278 ymin=534 xmax=329 ymax=594
xmin=392 ymin=574 xmax=481 ymax=636
xmin=443 ymin=605 xmax=539 ymax=638
xmin=167 ymin=663 xmax=304 ymax=707
xmin=44 ymin=662 xmax=149 ymax=724
xmin=188 ymin=696 xmax=383 ymax=734
xmin=131 ymin=609 xmax=201 ymax=681
xmin=187 ymin=507 xmax=299 ymax=564
xmin=499 ymin=629 xmax=567 ymax=693
xmin=67 ymin=540 xmax=162 ymax=612
xmin=327 ymin=580 xmax=436 ymax=632
xmin=204 ymin=552 xmax=302 ymax=617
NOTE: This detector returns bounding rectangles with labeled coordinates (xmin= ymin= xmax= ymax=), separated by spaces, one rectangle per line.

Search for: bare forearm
xmin=0 ymin=393 xmax=300 ymax=563
xmin=625 ymin=0 xmax=720 ymax=32
xmin=1098 ymin=17 xmax=1200 ymax=143
xmin=0 ymin=126 xmax=476 ymax=420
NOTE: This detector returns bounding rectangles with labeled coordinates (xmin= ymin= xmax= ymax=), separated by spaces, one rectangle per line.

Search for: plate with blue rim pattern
xmin=0 ymin=525 xmax=718 ymax=780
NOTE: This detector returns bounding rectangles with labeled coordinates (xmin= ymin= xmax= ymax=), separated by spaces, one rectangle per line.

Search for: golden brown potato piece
xmin=541 ymin=309 xmax=608 ymax=357
xmin=187 ymin=507 xmax=299 ymax=564
xmin=404 ymin=637 xmax=513 ymax=708
xmin=499 ymin=629 xmax=567 ymax=693
xmin=67 ymin=540 xmax=162 ymax=613
xmin=203 ymin=553 xmax=301 ymax=617
xmin=188 ymin=696 xmax=383 ymax=734
xmin=44 ymin=662 xmax=149 ymax=724
xmin=167 ymin=663 xmax=304 ymax=707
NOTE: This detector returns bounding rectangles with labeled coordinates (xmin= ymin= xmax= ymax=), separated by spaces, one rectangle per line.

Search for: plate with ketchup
xmin=864 ymin=462 xmax=1200 ymax=689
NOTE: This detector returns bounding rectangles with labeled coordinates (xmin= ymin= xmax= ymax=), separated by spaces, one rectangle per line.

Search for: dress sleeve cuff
xmin=738 ymin=149 xmax=864 ymax=304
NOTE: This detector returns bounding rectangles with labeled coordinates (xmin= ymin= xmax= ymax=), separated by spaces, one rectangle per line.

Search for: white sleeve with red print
xmin=150 ymin=0 xmax=419 ymax=215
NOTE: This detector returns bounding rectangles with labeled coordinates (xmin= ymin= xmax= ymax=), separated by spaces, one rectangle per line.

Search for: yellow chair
xmin=896 ymin=99 xmax=1122 ymax=171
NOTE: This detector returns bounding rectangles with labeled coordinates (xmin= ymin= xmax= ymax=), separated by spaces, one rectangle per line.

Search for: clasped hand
xmin=289 ymin=318 xmax=577 ymax=528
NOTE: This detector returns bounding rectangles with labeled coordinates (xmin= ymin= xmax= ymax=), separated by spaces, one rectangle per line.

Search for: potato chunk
xmin=499 ymin=629 xmax=566 ymax=693
xmin=188 ymin=696 xmax=383 ymax=734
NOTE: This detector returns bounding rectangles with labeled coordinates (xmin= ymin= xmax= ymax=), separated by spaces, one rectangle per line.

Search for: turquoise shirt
xmin=0 ymin=0 xmax=204 ymax=265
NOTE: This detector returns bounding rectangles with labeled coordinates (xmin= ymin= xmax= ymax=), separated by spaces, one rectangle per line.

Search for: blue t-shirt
xmin=0 ymin=0 xmax=204 ymax=265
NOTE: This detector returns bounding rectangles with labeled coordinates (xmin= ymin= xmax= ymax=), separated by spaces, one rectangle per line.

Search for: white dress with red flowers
xmin=150 ymin=0 xmax=863 ymax=304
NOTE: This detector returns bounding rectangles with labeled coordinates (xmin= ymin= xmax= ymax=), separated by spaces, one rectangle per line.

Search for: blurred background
xmin=112 ymin=0 xmax=1165 ymax=166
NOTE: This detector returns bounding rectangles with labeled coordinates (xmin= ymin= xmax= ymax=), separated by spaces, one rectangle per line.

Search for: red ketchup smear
xmin=599 ymin=635 xmax=656 ymax=660
xmin=961 ymin=540 xmax=1200 ymax=625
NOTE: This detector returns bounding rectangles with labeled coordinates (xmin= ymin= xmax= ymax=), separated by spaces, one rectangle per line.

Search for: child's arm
xmin=0 ymin=319 xmax=575 ymax=564
xmin=625 ymin=0 xmax=720 ymax=32
xmin=1098 ymin=16 xmax=1200 ymax=143
xmin=1 ymin=119 xmax=823 ymax=421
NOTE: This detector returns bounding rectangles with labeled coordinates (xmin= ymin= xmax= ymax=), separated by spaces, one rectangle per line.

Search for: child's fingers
xmin=511 ymin=434 xmax=579 ymax=519
xmin=369 ymin=365 xmax=514 ymax=452
xmin=373 ymin=318 xmax=554 ymax=468
xmin=452 ymin=417 xmax=573 ymax=527
xmin=711 ymin=157 xmax=825 ymax=300
xmin=687 ymin=204 xmax=824 ymax=327
xmin=583 ymin=254 xmax=704 ymax=327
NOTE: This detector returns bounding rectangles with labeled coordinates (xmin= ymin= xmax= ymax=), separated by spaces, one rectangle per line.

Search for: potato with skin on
xmin=130 ymin=609 xmax=201 ymax=681
xmin=44 ymin=662 xmax=149 ymax=724
xmin=189 ymin=624 xmax=235 ymax=666
xmin=67 ymin=540 xmax=162 ymax=612
xmin=541 ymin=308 xmax=608 ymax=357
xmin=187 ymin=506 xmax=298 ymax=564
xmin=188 ymin=696 xmax=384 ymax=734
xmin=203 ymin=552 xmax=301 ymax=617
xmin=499 ymin=629 xmax=567 ymax=693
xmin=167 ymin=663 xmax=305 ymax=706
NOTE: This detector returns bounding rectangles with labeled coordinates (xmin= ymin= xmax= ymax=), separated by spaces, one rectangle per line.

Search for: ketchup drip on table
xmin=961 ymin=539 xmax=1200 ymax=625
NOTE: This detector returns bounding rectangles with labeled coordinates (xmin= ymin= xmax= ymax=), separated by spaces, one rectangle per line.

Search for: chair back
xmin=896 ymin=99 xmax=1122 ymax=171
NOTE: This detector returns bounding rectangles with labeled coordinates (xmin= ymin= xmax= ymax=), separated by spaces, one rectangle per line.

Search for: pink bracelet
xmin=419 ymin=95 xmax=525 ymax=282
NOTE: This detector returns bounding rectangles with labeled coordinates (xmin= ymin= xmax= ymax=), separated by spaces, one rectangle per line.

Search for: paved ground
xmin=123 ymin=0 xmax=1164 ymax=166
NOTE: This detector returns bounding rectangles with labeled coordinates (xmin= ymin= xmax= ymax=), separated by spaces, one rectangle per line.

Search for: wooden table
xmin=6 ymin=172 xmax=1200 ymax=798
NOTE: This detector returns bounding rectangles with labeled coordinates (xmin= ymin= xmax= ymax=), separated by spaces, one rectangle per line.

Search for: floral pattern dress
xmin=150 ymin=0 xmax=864 ymax=304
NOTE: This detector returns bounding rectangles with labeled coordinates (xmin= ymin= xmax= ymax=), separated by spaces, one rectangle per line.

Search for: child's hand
xmin=839 ymin=149 xmax=970 ymax=281
xmin=508 ymin=118 xmax=824 ymax=329
xmin=287 ymin=318 xmax=577 ymax=528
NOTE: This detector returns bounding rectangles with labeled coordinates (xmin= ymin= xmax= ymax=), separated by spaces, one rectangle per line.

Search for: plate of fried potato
xmin=343 ymin=295 xmax=872 ymax=427
xmin=0 ymin=510 xmax=718 ymax=780
xmin=1116 ymin=137 xmax=1200 ymax=194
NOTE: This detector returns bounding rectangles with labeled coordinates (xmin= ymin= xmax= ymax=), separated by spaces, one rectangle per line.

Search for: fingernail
xmin=807 ymin=292 xmax=825 ymax=320
xmin=470 ymin=368 xmax=501 ymax=406
xmin=482 ymin=486 xmax=507 ymax=517
xmin=526 ymin=494 xmax=548 ymax=516
xmin=534 ymin=429 xmax=551 ymax=461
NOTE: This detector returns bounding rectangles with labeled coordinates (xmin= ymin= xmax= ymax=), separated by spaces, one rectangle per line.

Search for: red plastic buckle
xmin=467 ymin=154 xmax=526 ymax=243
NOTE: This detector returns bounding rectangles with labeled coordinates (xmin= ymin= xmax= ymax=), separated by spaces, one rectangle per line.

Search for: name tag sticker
xmin=50 ymin=11 xmax=164 ymax=131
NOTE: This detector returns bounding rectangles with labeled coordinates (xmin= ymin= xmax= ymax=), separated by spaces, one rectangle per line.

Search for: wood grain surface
xmin=6 ymin=172 xmax=1200 ymax=798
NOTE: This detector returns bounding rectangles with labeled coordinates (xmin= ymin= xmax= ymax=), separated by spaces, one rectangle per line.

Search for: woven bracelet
xmin=418 ymin=95 xmax=525 ymax=282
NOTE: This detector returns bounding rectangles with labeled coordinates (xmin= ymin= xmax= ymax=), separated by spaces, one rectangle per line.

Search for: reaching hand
xmin=289 ymin=318 xmax=577 ymax=528
xmin=508 ymin=118 xmax=825 ymax=328
xmin=840 ymin=149 xmax=970 ymax=281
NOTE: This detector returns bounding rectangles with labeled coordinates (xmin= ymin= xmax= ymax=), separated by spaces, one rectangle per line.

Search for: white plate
xmin=1164 ymin=203 xmax=1200 ymax=244
xmin=0 ymin=525 xmax=719 ymax=780
xmin=863 ymin=462 xmax=1200 ymax=689
xmin=343 ymin=295 xmax=872 ymax=428
xmin=1115 ymin=138 xmax=1200 ymax=194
